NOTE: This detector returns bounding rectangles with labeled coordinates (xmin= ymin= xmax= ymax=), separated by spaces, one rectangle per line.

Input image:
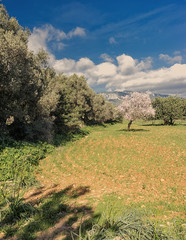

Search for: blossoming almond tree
xmin=118 ymin=92 xmax=155 ymax=131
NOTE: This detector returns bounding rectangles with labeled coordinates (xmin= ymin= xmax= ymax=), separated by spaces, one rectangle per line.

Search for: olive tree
xmin=0 ymin=4 xmax=59 ymax=141
xmin=118 ymin=92 xmax=155 ymax=130
xmin=152 ymin=96 xmax=185 ymax=125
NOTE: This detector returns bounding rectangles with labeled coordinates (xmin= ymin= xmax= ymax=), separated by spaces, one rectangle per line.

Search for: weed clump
xmin=73 ymin=210 xmax=171 ymax=240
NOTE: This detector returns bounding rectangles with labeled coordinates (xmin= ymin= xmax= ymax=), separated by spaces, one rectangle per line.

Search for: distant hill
xmin=100 ymin=91 xmax=169 ymax=106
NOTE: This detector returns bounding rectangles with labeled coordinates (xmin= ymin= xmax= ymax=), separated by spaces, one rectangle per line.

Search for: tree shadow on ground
xmin=142 ymin=123 xmax=186 ymax=127
xmin=0 ymin=185 xmax=100 ymax=240
xmin=118 ymin=129 xmax=149 ymax=132
xmin=141 ymin=123 xmax=164 ymax=127
xmin=53 ymin=129 xmax=90 ymax=147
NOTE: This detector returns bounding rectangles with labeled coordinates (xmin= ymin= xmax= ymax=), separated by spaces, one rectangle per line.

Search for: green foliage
xmin=0 ymin=3 xmax=119 ymax=141
xmin=73 ymin=210 xmax=170 ymax=240
xmin=0 ymin=139 xmax=53 ymax=182
xmin=0 ymin=138 xmax=53 ymax=226
xmin=0 ymin=185 xmax=93 ymax=240
xmin=0 ymin=4 xmax=59 ymax=142
xmin=54 ymin=74 xmax=118 ymax=133
xmin=90 ymin=94 xmax=118 ymax=124
xmin=54 ymin=74 xmax=89 ymax=132
xmin=152 ymin=96 xmax=185 ymax=125
xmin=54 ymin=128 xmax=90 ymax=147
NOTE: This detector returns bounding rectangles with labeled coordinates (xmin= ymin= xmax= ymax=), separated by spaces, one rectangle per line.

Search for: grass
xmin=0 ymin=120 xmax=185 ymax=239
xmin=44 ymin=121 xmax=185 ymax=206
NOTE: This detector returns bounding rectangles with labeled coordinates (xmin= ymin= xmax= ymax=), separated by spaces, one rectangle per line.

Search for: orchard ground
xmin=37 ymin=120 xmax=185 ymax=212
xmin=1 ymin=120 xmax=186 ymax=239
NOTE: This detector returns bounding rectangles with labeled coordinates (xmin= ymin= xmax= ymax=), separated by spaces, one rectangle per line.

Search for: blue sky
xmin=3 ymin=0 xmax=186 ymax=96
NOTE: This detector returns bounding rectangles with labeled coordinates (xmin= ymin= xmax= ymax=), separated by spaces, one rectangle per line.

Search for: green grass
xmin=0 ymin=120 xmax=185 ymax=239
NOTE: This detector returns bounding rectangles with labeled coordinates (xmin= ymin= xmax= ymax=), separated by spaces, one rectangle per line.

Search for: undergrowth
xmin=72 ymin=211 xmax=170 ymax=240
xmin=72 ymin=207 xmax=186 ymax=240
xmin=0 ymin=137 xmax=54 ymax=228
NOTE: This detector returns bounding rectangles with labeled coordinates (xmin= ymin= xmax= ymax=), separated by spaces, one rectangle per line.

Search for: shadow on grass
xmin=142 ymin=123 xmax=164 ymax=127
xmin=118 ymin=129 xmax=150 ymax=132
xmin=0 ymin=185 xmax=100 ymax=240
xmin=143 ymin=123 xmax=186 ymax=127
xmin=142 ymin=120 xmax=186 ymax=127
xmin=53 ymin=129 xmax=90 ymax=147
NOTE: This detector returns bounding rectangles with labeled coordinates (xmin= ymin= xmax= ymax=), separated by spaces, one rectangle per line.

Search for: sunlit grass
xmin=40 ymin=120 xmax=186 ymax=219
xmin=2 ymin=120 xmax=185 ymax=239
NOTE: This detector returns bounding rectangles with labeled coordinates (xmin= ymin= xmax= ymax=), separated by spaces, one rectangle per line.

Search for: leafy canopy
xmin=152 ymin=96 xmax=185 ymax=125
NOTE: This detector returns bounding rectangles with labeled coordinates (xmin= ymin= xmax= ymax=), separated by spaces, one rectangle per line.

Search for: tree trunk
xmin=128 ymin=120 xmax=133 ymax=131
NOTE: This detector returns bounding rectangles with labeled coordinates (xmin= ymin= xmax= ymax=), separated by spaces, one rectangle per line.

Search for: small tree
xmin=118 ymin=92 xmax=155 ymax=130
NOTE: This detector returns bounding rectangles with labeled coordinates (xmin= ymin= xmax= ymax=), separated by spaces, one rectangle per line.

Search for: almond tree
xmin=118 ymin=92 xmax=155 ymax=130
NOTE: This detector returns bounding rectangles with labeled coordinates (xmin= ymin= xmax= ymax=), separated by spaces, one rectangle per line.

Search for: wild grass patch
xmin=1 ymin=121 xmax=185 ymax=239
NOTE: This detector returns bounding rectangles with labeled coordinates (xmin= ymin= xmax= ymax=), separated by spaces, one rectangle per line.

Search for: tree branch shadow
xmin=0 ymin=185 xmax=100 ymax=240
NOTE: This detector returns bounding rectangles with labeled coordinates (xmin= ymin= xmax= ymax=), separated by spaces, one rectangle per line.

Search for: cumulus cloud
xmin=53 ymin=58 xmax=76 ymax=73
xmin=76 ymin=58 xmax=95 ymax=71
xmin=26 ymin=25 xmax=186 ymax=97
xmin=159 ymin=53 xmax=182 ymax=64
xmin=52 ymin=53 xmax=186 ymax=97
xmin=116 ymin=54 xmax=152 ymax=75
xmin=96 ymin=62 xmax=117 ymax=78
xmin=28 ymin=24 xmax=86 ymax=54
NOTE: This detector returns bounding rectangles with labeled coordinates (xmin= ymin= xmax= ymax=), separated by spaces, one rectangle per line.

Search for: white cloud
xmin=159 ymin=53 xmax=182 ymax=64
xmin=28 ymin=25 xmax=66 ymax=53
xmin=116 ymin=54 xmax=152 ymax=75
xmin=100 ymin=53 xmax=114 ymax=62
xmin=117 ymin=54 xmax=137 ymax=74
xmin=96 ymin=62 xmax=117 ymax=78
xmin=53 ymin=58 xmax=76 ymax=73
xmin=28 ymin=27 xmax=48 ymax=53
xmin=76 ymin=58 xmax=95 ymax=71
xmin=27 ymin=25 xmax=186 ymax=97
xmin=137 ymin=57 xmax=153 ymax=71
xmin=109 ymin=37 xmax=117 ymax=44
xmin=67 ymin=27 xmax=86 ymax=38
xmin=28 ymin=24 xmax=86 ymax=54
xmin=52 ymin=53 xmax=186 ymax=97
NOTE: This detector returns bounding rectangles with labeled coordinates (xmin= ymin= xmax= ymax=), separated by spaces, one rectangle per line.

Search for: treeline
xmin=0 ymin=4 xmax=119 ymax=143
